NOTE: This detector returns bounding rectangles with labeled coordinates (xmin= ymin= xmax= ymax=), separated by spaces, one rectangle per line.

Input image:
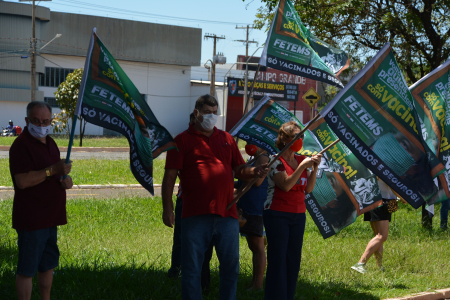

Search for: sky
xmin=7 ymin=0 xmax=269 ymax=65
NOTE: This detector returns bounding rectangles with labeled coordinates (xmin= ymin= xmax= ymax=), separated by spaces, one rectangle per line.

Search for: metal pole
xmin=227 ymin=113 xmax=322 ymax=210
xmin=243 ymin=64 xmax=261 ymax=114
xmin=30 ymin=0 xmax=36 ymax=102
xmin=210 ymin=36 xmax=216 ymax=96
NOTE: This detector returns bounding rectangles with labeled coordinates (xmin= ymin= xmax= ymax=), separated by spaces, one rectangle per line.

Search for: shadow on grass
xmin=0 ymin=243 xmax=379 ymax=300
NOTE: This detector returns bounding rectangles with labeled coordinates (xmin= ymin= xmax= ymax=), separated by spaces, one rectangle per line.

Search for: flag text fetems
xmin=259 ymin=0 xmax=350 ymax=88
xmin=410 ymin=59 xmax=450 ymax=205
xmin=75 ymin=28 xmax=176 ymax=195
xmin=229 ymin=96 xmax=383 ymax=238
xmin=321 ymin=43 xmax=446 ymax=209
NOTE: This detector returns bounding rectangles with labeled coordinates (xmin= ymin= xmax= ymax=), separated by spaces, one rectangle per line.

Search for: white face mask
xmin=198 ymin=112 xmax=218 ymax=131
xmin=28 ymin=122 xmax=51 ymax=139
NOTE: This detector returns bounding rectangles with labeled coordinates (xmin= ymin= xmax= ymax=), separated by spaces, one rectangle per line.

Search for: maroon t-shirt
xmin=9 ymin=127 xmax=67 ymax=231
xmin=165 ymin=124 xmax=245 ymax=219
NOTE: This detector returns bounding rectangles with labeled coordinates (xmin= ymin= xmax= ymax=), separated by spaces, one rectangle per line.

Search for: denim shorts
xmin=16 ymin=226 xmax=60 ymax=277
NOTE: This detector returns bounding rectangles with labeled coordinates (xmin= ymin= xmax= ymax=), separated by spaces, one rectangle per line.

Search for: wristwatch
xmin=45 ymin=167 xmax=51 ymax=177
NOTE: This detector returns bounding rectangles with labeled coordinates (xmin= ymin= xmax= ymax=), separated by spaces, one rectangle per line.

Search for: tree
xmin=52 ymin=68 xmax=88 ymax=146
xmin=252 ymin=0 xmax=450 ymax=83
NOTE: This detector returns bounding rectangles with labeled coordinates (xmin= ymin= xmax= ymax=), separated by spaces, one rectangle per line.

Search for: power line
xmin=12 ymin=0 xmax=251 ymax=26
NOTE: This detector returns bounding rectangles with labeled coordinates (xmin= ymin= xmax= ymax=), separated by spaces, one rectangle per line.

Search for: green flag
xmin=75 ymin=28 xmax=176 ymax=195
xmin=321 ymin=43 xmax=446 ymax=209
xmin=259 ymin=0 xmax=349 ymax=87
xmin=230 ymin=95 xmax=383 ymax=238
xmin=410 ymin=59 xmax=450 ymax=205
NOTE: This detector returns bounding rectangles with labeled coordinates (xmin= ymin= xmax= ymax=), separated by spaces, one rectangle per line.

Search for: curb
xmin=384 ymin=288 xmax=450 ymax=300
xmin=0 ymin=145 xmax=129 ymax=152
xmin=0 ymin=184 xmax=178 ymax=190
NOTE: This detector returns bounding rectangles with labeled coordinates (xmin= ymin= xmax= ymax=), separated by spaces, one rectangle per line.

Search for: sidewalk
xmin=384 ymin=289 xmax=450 ymax=300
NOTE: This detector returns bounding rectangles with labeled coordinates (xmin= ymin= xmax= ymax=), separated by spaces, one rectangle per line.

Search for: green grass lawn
xmin=0 ymin=198 xmax=449 ymax=299
xmin=0 ymin=135 xmax=130 ymax=147
xmin=1 ymin=136 xmax=247 ymax=149
xmin=0 ymin=159 xmax=167 ymax=186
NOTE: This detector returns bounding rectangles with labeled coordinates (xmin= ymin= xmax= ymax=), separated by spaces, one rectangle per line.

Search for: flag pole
xmin=227 ymin=113 xmax=322 ymax=210
xmin=229 ymin=135 xmax=340 ymax=210
xmin=63 ymin=116 xmax=78 ymax=178
xmin=236 ymin=64 xmax=261 ymax=145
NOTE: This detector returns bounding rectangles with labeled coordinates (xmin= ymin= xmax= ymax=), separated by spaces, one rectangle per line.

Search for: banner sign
xmin=230 ymin=96 xmax=383 ymax=238
xmin=75 ymin=28 xmax=176 ymax=195
xmin=410 ymin=59 xmax=450 ymax=205
xmin=259 ymin=0 xmax=349 ymax=88
xmin=227 ymin=77 xmax=298 ymax=101
xmin=229 ymin=95 xmax=322 ymax=155
xmin=320 ymin=43 xmax=446 ymax=209
xmin=306 ymin=118 xmax=383 ymax=239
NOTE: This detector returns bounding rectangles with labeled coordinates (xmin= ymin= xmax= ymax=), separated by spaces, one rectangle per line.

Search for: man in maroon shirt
xmin=162 ymin=94 xmax=268 ymax=300
xmin=9 ymin=101 xmax=73 ymax=300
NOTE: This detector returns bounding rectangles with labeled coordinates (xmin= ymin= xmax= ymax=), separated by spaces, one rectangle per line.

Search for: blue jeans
xmin=441 ymin=198 xmax=450 ymax=228
xmin=181 ymin=214 xmax=239 ymax=300
xmin=263 ymin=210 xmax=306 ymax=300
xmin=168 ymin=196 xmax=183 ymax=276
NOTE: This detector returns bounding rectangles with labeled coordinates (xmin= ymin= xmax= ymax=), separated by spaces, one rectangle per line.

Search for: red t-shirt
xmin=9 ymin=127 xmax=67 ymax=231
xmin=165 ymin=124 xmax=245 ymax=219
xmin=264 ymin=154 xmax=308 ymax=213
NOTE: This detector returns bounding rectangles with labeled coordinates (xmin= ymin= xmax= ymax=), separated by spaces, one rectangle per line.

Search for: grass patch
xmin=2 ymin=135 xmax=245 ymax=149
xmin=0 ymin=199 xmax=449 ymax=299
xmin=0 ymin=136 xmax=129 ymax=148
xmin=0 ymin=159 xmax=168 ymax=186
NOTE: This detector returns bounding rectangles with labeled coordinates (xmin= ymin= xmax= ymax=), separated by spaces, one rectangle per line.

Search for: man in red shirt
xmin=9 ymin=101 xmax=73 ymax=300
xmin=162 ymin=94 xmax=268 ymax=300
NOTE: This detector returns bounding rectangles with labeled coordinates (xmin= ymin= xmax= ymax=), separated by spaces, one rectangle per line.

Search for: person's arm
xmin=273 ymin=154 xmax=322 ymax=192
xmin=305 ymin=155 xmax=321 ymax=193
xmin=14 ymin=159 xmax=72 ymax=190
xmin=233 ymin=163 xmax=268 ymax=180
xmin=239 ymin=155 xmax=270 ymax=187
xmin=162 ymin=168 xmax=178 ymax=228
xmin=60 ymin=175 xmax=73 ymax=190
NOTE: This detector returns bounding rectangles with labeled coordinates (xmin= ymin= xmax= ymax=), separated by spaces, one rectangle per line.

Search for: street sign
xmin=302 ymin=87 xmax=321 ymax=108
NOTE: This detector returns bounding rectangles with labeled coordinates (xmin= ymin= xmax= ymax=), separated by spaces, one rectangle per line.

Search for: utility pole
xmin=19 ymin=0 xmax=52 ymax=101
xmin=235 ymin=25 xmax=258 ymax=113
xmin=204 ymin=33 xmax=225 ymax=96
xmin=235 ymin=25 xmax=258 ymax=58
xmin=30 ymin=0 xmax=37 ymax=102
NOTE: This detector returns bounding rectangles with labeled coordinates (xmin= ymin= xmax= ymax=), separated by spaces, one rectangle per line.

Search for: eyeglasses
xmin=30 ymin=119 xmax=52 ymax=126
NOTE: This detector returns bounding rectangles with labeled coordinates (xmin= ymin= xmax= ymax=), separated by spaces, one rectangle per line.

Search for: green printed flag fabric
xmin=230 ymin=95 xmax=383 ymax=238
xmin=306 ymin=118 xmax=382 ymax=239
xmin=75 ymin=28 xmax=176 ymax=195
xmin=409 ymin=59 xmax=450 ymax=205
xmin=229 ymin=95 xmax=322 ymax=156
xmin=259 ymin=0 xmax=349 ymax=88
xmin=320 ymin=43 xmax=446 ymax=209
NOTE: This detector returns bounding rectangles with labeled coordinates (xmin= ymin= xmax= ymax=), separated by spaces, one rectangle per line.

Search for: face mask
xmin=290 ymin=139 xmax=303 ymax=152
xmin=198 ymin=112 xmax=218 ymax=131
xmin=28 ymin=122 xmax=51 ymax=139
xmin=245 ymin=144 xmax=258 ymax=156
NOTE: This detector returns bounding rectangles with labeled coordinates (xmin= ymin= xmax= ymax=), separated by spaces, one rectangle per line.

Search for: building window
xmin=39 ymin=67 xmax=75 ymax=87
xmin=44 ymin=97 xmax=59 ymax=108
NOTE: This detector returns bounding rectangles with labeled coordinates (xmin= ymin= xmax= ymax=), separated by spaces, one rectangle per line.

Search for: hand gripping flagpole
xmin=63 ymin=27 xmax=96 ymax=179
xmin=228 ymin=134 xmax=340 ymax=210
xmin=227 ymin=113 xmax=326 ymax=210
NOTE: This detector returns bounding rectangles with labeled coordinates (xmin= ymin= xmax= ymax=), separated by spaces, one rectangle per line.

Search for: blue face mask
xmin=28 ymin=122 xmax=51 ymax=139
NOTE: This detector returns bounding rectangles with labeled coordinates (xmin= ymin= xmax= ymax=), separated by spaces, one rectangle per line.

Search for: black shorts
xmin=364 ymin=204 xmax=391 ymax=222
xmin=240 ymin=211 xmax=264 ymax=237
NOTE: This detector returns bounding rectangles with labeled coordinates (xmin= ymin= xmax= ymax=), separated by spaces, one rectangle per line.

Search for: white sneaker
xmin=351 ymin=263 xmax=367 ymax=274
